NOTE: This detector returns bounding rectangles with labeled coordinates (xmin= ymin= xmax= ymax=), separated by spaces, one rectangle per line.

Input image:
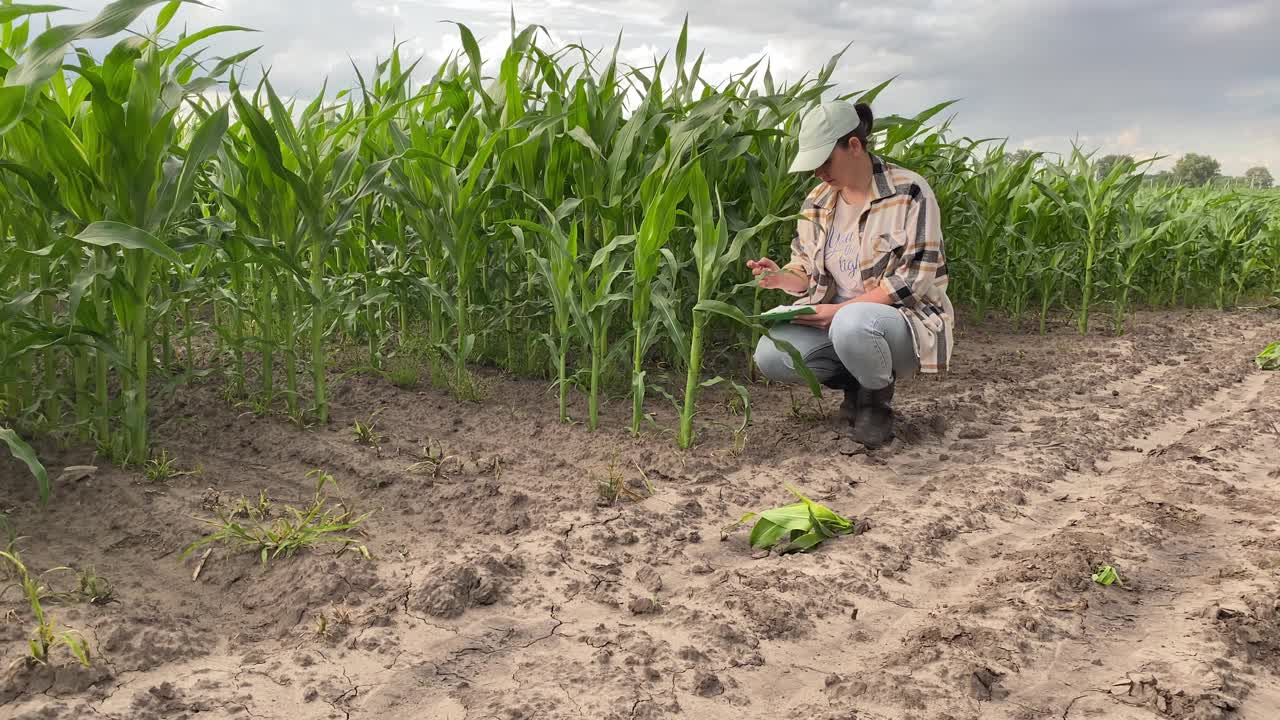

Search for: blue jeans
xmin=753 ymin=303 xmax=919 ymax=390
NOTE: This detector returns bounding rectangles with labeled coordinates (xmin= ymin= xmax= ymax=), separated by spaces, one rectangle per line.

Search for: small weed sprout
xmin=97 ymin=437 xmax=137 ymax=470
xmin=143 ymin=450 xmax=198 ymax=483
xmin=595 ymin=459 xmax=653 ymax=506
xmin=633 ymin=462 xmax=657 ymax=497
xmin=76 ymin=568 xmax=113 ymax=605
xmin=144 ymin=449 xmax=179 ymax=482
xmin=244 ymin=395 xmax=273 ymax=417
xmin=596 ymin=464 xmax=624 ymax=505
xmin=0 ymin=520 xmax=16 ymax=581
xmin=406 ymin=437 xmax=458 ymax=478
xmin=313 ymin=606 xmax=352 ymax=639
xmin=352 ymin=410 xmax=385 ymax=447
xmin=722 ymin=391 xmax=752 ymax=456
xmin=786 ymin=387 xmax=827 ymax=423
xmin=228 ymin=490 xmax=273 ymax=519
xmin=219 ymin=380 xmax=248 ymax=406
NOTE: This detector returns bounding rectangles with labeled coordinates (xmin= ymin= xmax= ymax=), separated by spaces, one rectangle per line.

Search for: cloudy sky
xmin=75 ymin=1 xmax=1280 ymax=175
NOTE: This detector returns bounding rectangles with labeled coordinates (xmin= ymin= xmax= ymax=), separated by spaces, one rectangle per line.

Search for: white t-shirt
xmin=823 ymin=195 xmax=869 ymax=302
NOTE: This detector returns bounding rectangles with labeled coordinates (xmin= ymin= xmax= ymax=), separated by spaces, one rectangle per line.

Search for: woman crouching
xmin=748 ymin=100 xmax=955 ymax=448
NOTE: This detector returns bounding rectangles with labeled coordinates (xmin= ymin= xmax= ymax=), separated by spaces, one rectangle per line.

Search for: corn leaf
xmin=1257 ymin=341 xmax=1280 ymax=371
xmin=0 ymin=4 xmax=67 ymax=24
xmin=726 ymin=484 xmax=858 ymax=554
xmin=77 ymin=222 xmax=182 ymax=265
xmin=693 ymin=299 xmax=823 ymax=398
xmin=163 ymin=103 xmax=229 ymax=228
xmin=9 ymin=0 xmax=171 ymax=91
xmin=1091 ymin=565 xmax=1120 ymax=586
xmin=0 ymin=427 xmax=50 ymax=506
xmin=746 ymin=517 xmax=791 ymax=549
xmin=0 ymin=86 xmax=25 ymax=133
xmin=155 ymin=0 xmax=182 ymax=33
xmin=165 ymin=24 xmax=255 ymax=63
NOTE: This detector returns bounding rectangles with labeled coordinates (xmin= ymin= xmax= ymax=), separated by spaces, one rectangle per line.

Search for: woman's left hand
xmin=790 ymin=303 xmax=843 ymax=330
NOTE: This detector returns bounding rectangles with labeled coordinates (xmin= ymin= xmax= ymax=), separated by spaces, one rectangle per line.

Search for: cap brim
xmin=788 ymin=143 xmax=833 ymax=173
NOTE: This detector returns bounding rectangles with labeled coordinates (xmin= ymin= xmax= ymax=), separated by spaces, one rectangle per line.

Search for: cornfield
xmin=2 ymin=1 xmax=1278 ymax=477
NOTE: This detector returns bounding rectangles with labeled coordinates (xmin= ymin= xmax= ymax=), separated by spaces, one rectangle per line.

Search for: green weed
xmin=385 ymin=355 xmax=421 ymax=389
xmin=144 ymin=449 xmax=178 ymax=482
xmin=180 ymin=470 xmax=372 ymax=566
xmin=352 ymin=410 xmax=385 ymax=447
xmin=594 ymin=459 xmax=653 ymax=506
xmin=75 ymin=568 xmax=113 ymax=605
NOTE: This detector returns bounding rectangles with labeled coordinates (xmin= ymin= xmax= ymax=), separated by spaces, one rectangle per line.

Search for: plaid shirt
xmin=781 ymin=154 xmax=955 ymax=374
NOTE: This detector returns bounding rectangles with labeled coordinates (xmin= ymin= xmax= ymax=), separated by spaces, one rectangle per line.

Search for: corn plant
xmin=740 ymin=91 xmax=818 ymax=376
xmin=2 ymin=6 xmax=1279 ymax=459
xmin=630 ymin=163 xmax=693 ymax=433
xmin=1035 ymin=148 xmax=1148 ymax=334
xmin=1202 ymin=196 xmax=1273 ymax=309
xmin=227 ymin=76 xmax=399 ymax=422
xmin=0 ymin=550 xmax=92 ymax=667
xmin=676 ymin=162 xmax=803 ymax=448
xmin=1151 ymin=191 xmax=1210 ymax=307
xmin=557 ymin=44 xmax=672 ymax=430
xmin=1001 ymin=189 xmax=1051 ymax=329
xmin=505 ymin=199 xmax=582 ymax=422
xmin=1108 ymin=198 xmax=1170 ymax=334
xmin=2 ymin=1 xmax=237 ymax=462
xmin=413 ymin=109 xmax=503 ymax=397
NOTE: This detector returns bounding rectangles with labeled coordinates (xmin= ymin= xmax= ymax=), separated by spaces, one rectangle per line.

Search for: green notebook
xmin=755 ymin=305 xmax=817 ymax=324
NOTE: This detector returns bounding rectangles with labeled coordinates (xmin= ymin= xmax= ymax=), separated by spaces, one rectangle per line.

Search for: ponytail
xmin=854 ymin=102 xmax=874 ymax=140
xmin=839 ymin=102 xmax=875 ymax=151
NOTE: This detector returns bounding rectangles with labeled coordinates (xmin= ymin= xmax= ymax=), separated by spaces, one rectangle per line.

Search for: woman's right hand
xmin=747 ymin=257 xmax=808 ymax=293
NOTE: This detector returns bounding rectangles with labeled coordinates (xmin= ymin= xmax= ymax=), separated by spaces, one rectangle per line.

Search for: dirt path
xmin=3 ymin=308 xmax=1279 ymax=720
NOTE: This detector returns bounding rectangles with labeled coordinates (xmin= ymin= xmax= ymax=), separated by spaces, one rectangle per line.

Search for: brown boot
xmin=851 ymin=381 xmax=895 ymax=448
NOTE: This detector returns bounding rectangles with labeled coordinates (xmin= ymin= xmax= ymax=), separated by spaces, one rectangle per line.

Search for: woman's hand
xmin=790 ymin=303 xmax=842 ymax=330
xmin=747 ymin=258 xmax=808 ymax=294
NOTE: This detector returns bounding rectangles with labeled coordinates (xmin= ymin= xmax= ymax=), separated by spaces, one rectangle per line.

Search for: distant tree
xmin=1244 ymin=166 xmax=1274 ymax=189
xmin=1172 ymin=153 xmax=1221 ymax=186
xmin=1094 ymin=153 xmax=1134 ymax=179
xmin=1006 ymin=148 xmax=1036 ymax=166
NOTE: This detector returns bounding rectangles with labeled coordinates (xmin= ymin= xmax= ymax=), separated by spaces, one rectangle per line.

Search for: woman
xmin=749 ymin=100 xmax=954 ymax=448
